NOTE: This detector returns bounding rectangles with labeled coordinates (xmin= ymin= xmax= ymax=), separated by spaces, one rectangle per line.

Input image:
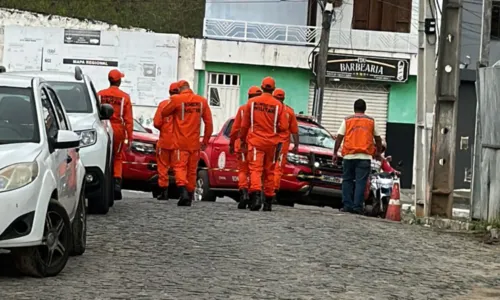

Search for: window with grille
xmin=352 ymin=0 xmax=412 ymax=33
xmin=208 ymin=72 xmax=240 ymax=86
xmin=207 ymin=72 xmax=240 ymax=107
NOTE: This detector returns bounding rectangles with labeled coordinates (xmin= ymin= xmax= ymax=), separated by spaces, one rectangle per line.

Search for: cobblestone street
xmin=1 ymin=191 xmax=500 ymax=300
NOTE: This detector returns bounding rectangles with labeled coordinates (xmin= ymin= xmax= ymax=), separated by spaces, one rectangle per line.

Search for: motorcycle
xmin=364 ymin=160 xmax=403 ymax=218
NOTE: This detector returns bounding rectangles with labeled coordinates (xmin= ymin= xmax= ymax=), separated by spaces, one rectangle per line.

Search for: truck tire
xmin=196 ymin=169 xmax=217 ymax=202
xmin=88 ymin=159 xmax=111 ymax=215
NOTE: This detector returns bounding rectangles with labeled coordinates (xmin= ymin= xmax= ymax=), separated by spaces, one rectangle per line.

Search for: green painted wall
xmin=387 ymin=76 xmax=417 ymax=124
xmin=198 ymin=62 xmax=311 ymax=113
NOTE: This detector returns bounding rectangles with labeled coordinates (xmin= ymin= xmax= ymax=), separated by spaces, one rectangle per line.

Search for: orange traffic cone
xmin=385 ymin=178 xmax=401 ymax=221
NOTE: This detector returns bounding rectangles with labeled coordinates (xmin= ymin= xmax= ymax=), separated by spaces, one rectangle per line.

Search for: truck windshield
xmin=0 ymin=87 xmax=40 ymax=144
xmin=49 ymin=81 xmax=92 ymax=113
xmin=133 ymin=120 xmax=148 ymax=133
xmin=298 ymin=125 xmax=335 ymax=149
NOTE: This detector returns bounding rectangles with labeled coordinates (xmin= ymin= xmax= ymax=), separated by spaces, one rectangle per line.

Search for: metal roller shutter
xmin=308 ymin=83 xmax=315 ymax=115
xmin=307 ymin=81 xmax=389 ymax=138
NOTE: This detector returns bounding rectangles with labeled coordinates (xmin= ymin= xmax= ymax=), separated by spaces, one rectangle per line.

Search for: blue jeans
xmin=342 ymin=159 xmax=371 ymax=213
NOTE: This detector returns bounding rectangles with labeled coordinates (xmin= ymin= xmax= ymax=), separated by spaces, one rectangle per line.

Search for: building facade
xmin=452 ymin=1 xmax=500 ymax=189
xmin=202 ymin=0 xmax=418 ymax=187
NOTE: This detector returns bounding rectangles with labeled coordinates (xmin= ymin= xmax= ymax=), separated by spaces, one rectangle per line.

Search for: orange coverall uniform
xmin=229 ymin=105 xmax=249 ymax=190
xmin=239 ymin=93 xmax=288 ymax=197
xmin=274 ymin=105 xmax=299 ymax=190
xmin=161 ymin=89 xmax=213 ymax=193
xmin=98 ymin=86 xmax=133 ymax=179
xmin=153 ymin=98 xmax=176 ymax=189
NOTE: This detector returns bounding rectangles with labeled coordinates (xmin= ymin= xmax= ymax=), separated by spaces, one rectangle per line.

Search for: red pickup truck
xmin=195 ymin=114 xmax=343 ymax=208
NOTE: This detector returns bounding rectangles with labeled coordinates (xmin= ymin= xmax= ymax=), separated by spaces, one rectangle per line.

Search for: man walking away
xmin=333 ymin=99 xmax=382 ymax=214
xmin=239 ymin=77 xmax=289 ymax=212
xmin=229 ymin=86 xmax=262 ymax=209
xmin=153 ymin=82 xmax=180 ymax=200
xmin=272 ymin=88 xmax=299 ymax=197
xmin=98 ymin=69 xmax=134 ymax=200
xmin=162 ymin=80 xmax=213 ymax=206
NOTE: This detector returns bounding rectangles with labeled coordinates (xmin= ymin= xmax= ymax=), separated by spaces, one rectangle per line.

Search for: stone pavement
xmin=1 ymin=191 xmax=500 ymax=300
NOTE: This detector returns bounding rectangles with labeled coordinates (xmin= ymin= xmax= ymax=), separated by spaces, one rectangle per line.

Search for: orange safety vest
xmin=341 ymin=114 xmax=376 ymax=157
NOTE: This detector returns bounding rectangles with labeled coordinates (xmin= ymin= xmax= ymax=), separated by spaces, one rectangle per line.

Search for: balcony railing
xmin=203 ymin=18 xmax=321 ymax=46
xmin=203 ymin=18 xmax=418 ymax=54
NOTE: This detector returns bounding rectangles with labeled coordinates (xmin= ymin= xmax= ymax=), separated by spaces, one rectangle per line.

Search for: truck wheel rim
xmin=195 ymin=178 xmax=203 ymax=201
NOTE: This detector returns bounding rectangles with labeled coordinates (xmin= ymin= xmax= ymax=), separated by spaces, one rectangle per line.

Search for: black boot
xmin=272 ymin=190 xmax=279 ymax=204
xmin=249 ymin=191 xmax=262 ymax=211
xmin=263 ymin=195 xmax=273 ymax=211
xmin=157 ymin=187 xmax=169 ymax=200
xmin=114 ymin=178 xmax=122 ymax=200
xmin=237 ymin=189 xmax=249 ymax=209
xmin=177 ymin=186 xmax=191 ymax=206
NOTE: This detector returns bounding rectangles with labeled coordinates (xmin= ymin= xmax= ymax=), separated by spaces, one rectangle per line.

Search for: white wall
xmin=201 ymin=38 xmax=418 ymax=75
xmin=0 ymin=8 xmax=196 ymax=131
xmin=205 ymin=0 xmax=308 ymax=26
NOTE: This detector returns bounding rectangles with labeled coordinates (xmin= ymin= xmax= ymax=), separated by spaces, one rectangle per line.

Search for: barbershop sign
xmin=312 ymin=53 xmax=410 ymax=83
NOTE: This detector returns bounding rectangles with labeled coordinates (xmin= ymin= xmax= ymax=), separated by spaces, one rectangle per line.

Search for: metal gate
xmin=308 ymin=81 xmax=390 ymax=138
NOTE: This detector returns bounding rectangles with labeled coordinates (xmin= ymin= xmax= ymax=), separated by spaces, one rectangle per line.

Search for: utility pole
xmin=471 ymin=0 xmax=492 ymax=219
xmin=314 ymin=0 xmax=334 ymax=124
xmin=414 ymin=0 xmax=437 ymax=217
xmin=427 ymin=0 xmax=462 ymax=218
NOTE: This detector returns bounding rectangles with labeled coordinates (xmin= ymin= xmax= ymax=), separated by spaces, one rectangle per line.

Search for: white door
xmin=40 ymin=87 xmax=73 ymax=213
xmin=308 ymin=81 xmax=389 ymax=138
xmin=46 ymin=86 xmax=79 ymax=216
xmin=206 ymin=72 xmax=240 ymax=133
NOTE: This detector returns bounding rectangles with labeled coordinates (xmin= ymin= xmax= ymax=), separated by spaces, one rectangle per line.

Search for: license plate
xmin=323 ymin=175 xmax=342 ymax=183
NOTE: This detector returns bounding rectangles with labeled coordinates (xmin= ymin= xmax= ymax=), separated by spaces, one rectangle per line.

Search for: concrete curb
xmin=401 ymin=204 xmax=470 ymax=219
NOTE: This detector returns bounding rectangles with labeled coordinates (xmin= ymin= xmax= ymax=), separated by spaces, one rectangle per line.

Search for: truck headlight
xmin=131 ymin=141 xmax=155 ymax=154
xmin=0 ymin=162 xmax=39 ymax=193
xmin=75 ymin=129 xmax=97 ymax=147
xmin=287 ymin=152 xmax=309 ymax=165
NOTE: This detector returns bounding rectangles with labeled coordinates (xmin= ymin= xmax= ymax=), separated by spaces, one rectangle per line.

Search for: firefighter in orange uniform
xmin=272 ymin=88 xmax=299 ymax=198
xmin=161 ymin=80 xmax=213 ymax=206
xmin=239 ymin=77 xmax=289 ymax=211
xmin=153 ymin=82 xmax=180 ymax=200
xmin=98 ymin=69 xmax=133 ymax=200
xmin=229 ymin=86 xmax=262 ymax=209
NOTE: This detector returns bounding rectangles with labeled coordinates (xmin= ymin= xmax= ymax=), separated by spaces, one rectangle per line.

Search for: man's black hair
xmin=262 ymin=87 xmax=274 ymax=94
xmin=109 ymin=79 xmax=121 ymax=87
xmin=354 ymin=98 xmax=366 ymax=113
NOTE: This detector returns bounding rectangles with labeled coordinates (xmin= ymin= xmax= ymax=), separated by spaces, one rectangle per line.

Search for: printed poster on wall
xmin=2 ymin=26 xmax=180 ymax=107
xmin=2 ymin=25 xmax=61 ymax=72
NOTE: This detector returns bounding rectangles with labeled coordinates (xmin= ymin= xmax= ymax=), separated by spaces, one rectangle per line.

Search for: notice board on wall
xmin=2 ymin=26 xmax=179 ymax=107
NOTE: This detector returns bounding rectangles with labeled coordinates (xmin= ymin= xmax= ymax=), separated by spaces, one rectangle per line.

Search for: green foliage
xmin=0 ymin=0 xmax=206 ymax=37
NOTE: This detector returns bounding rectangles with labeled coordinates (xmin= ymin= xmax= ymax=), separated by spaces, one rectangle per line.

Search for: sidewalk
xmin=400 ymin=188 xmax=471 ymax=218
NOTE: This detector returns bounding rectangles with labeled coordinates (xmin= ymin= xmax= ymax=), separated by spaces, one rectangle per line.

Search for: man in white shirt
xmin=333 ymin=99 xmax=382 ymax=214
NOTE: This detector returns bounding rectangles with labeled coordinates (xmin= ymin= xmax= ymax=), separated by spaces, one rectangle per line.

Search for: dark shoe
xmin=249 ymin=192 xmax=262 ymax=211
xmin=177 ymin=187 xmax=191 ymax=206
xmin=263 ymin=196 xmax=273 ymax=211
xmin=272 ymin=191 xmax=278 ymax=204
xmin=157 ymin=188 xmax=169 ymax=200
xmin=114 ymin=178 xmax=122 ymax=200
xmin=340 ymin=207 xmax=353 ymax=213
xmin=237 ymin=189 xmax=249 ymax=209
